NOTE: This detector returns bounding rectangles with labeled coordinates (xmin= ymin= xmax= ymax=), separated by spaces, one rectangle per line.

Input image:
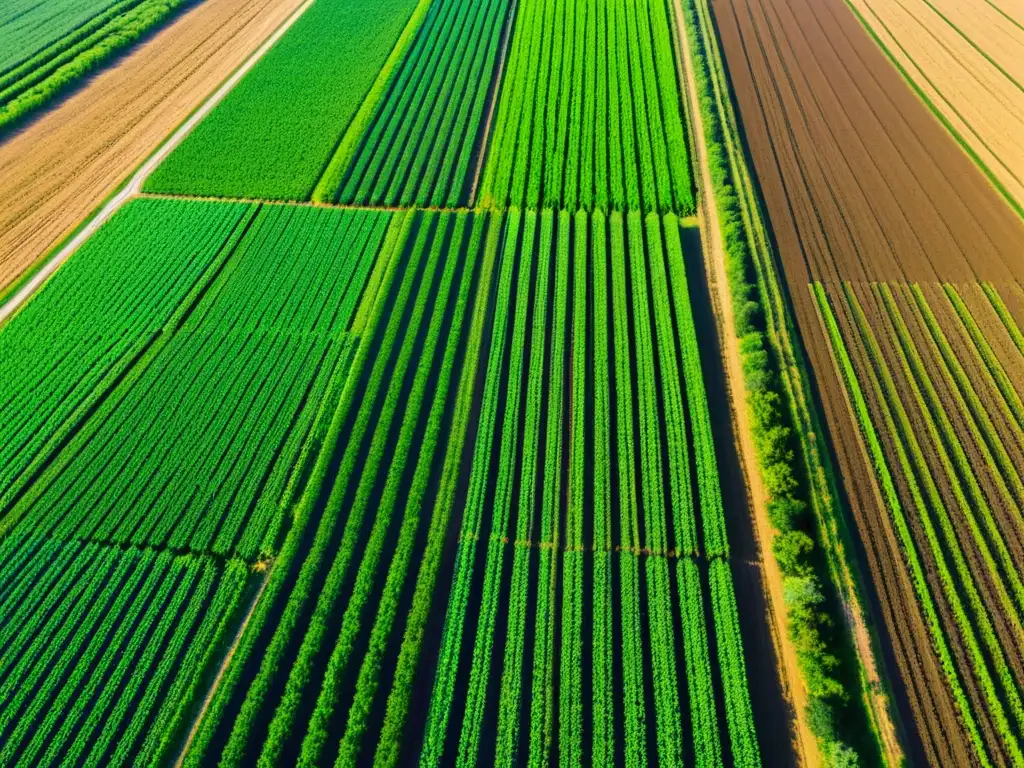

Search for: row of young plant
xmin=181 ymin=210 xmax=419 ymax=768
xmin=0 ymin=199 xmax=253 ymax=519
xmin=0 ymin=535 xmax=251 ymax=766
xmin=822 ymin=284 xmax=1024 ymax=765
xmin=679 ymin=0 xmax=880 ymax=762
xmin=478 ymin=0 xmax=693 ymax=214
xmin=812 ymin=284 xmax=1017 ymax=767
xmin=145 ymin=0 xmax=426 ymax=200
xmin=0 ymin=0 xmax=189 ymax=133
xmin=912 ymin=285 xmax=1024 ymax=513
xmin=5 ymin=206 xmax=391 ymax=563
xmin=315 ymin=0 xmax=510 ymax=208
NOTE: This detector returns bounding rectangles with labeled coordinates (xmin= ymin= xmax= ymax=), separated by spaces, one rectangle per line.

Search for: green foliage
xmin=774 ymin=530 xmax=815 ymax=577
xmin=318 ymin=0 xmax=511 ymax=207
xmin=479 ymin=0 xmax=694 ymax=214
xmin=0 ymin=0 xmax=125 ymax=71
xmin=6 ymin=204 xmax=391 ymax=562
xmin=0 ymin=533 xmax=249 ymax=765
xmin=0 ymin=0 xmax=188 ymax=132
xmin=145 ymin=0 xmax=422 ymax=200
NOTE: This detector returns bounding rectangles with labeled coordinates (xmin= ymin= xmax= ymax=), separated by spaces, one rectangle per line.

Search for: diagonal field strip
xmin=0 ymin=0 xmax=318 ymax=328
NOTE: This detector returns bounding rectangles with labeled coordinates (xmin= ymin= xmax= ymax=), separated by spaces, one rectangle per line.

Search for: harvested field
xmin=710 ymin=0 xmax=1024 ymax=761
xmin=0 ymin=0 xmax=307 ymax=293
xmin=845 ymin=0 xmax=1024 ymax=215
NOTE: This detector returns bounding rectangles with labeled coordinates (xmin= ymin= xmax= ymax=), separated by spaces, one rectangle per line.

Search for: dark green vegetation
xmin=314 ymin=0 xmax=513 ymax=207
xmin=479 ymin=0 xmax=694 ymax=214
xmin=144 ymin=0 xmax=424 ymax=200
xmin=177 ymin=207 xmax=760 ymax=768
xmin=1 ymin=0 xmax=119 ymax=69
xmin=0 ymin=0 xmax=191 ymax=132
xmin=0 ymin=532 xmax=252 ymax=767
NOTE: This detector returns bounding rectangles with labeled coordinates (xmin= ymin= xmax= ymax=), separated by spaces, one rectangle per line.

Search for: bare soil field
xmin=846 ymin=0 xmax=1024 ymax=213
xmin=0 ymin=0 xmax=306 ymax=292
xmin=710 ymin=0 xmax=1024 ymax=760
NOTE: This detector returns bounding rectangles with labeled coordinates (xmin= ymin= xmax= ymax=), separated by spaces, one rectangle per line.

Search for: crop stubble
xmin=710 ymin=0 xmax=1024 ymax=759
xmin=0 ymin=0 xmax=307 ymax=292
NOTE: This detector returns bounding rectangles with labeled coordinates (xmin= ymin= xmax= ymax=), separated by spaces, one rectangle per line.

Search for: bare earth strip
xmin=710 ymin=0 xmax=1024 ymax=758
xmin=0 ymin=0 xmax=308 ymax=293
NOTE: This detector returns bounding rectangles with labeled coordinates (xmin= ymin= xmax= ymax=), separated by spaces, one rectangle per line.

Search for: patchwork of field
xmin=710 ymin=0 xmax=1024 ymax=760
xmin=0 ymin=0 xmax=194 ymax=132
xmin=0 ymin=0 xmax=307 ymax=293
xmin=844 ymin=0 xmax=1024 ymax=215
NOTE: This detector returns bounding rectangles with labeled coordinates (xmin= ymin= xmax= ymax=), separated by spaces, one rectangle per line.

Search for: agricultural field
xmin=144 ymin=0 xmax=425 ymax=200
xmin=14 ymin=0 xmax=1024 ymax=761
xmin=710 ymin=0 xmax=1024 ymax=759
xmin=0 ymin=0 xmax=307 ymax=293
xmin=0 ymin=0 xmax=194 ymax=132
xmin=478 ymin=0 xmax=694 ymax=214
xmin=843 ymin=0 xmax=1024 ymax=216
xmin=314 ymin=0 xmax=514 ymax=207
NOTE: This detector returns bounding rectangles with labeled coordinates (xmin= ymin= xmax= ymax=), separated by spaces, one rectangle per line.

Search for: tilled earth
xmin=710 ymin=0 xmax=1024 ymax=761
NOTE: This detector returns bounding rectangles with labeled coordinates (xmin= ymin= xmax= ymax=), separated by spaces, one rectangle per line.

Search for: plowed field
xmin=0 ymin=0 xmax=306 ymax=293
xmin=844 ymin=0 xmax=1024 ymax=215
xmin=710 ymin=0 xmax=1024 ymax=761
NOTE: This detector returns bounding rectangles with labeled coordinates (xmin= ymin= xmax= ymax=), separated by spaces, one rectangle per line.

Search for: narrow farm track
xmin=675 ymin=1 xmax=811 ymax=765
xmin=710 ymin=0 xmax=1024 ymax=759
xmin=0 ymin=0 xmax=311 ymax=298
xmin=674 ymin=1 xmax=810 ymax=762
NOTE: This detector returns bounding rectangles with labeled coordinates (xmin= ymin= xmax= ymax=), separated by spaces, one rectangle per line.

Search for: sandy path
xmin=671 ymin=1 xmax=816 ymax=764
xmin=0 ymin=0 xmax=309 ymax=294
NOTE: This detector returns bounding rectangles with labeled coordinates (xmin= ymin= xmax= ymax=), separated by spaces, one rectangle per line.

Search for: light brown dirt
xmin=0 ymin=0 xmax=307 ymax=292
xmin=846 ymin=0 xmax=1024 ymax=212
xmin=710 ymin=0 xmax=1024 ymax=758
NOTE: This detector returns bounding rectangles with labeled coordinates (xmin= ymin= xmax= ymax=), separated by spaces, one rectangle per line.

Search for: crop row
xmin=136 ymin=206 xmax=761 ymax=767
xmin=3 ymin=203 xmax=392 ymax=562
xmin=0 ymin=0 xmax=188 ymax=133
xmin=0 ymin=532 xmax=251 ymax=766
xmin=814 ymin=282 xmax=1024 ymax=766
xmin=479 ymin=0 xmax=694 ymax=214
xmin=0 ymin=198 xmax=253 ymax=519
xmin=314 ymin=0 xmax=512 ymax=207
xmin=144 ymin=0 xmax=425 ymax=200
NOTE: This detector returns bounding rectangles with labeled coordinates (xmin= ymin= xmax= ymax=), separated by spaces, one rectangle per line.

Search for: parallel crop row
xmin=144 ymin=0 xmax=425 ymax=200
xmin=0 ymin=0 xmax=189 ymax=132
xmin=479 ymin=0 xmax=694 ymax=214
xmin=5 ymin=204 xmax=392 ymax=562
xmin=0 ymin=532 xmax=250 ymax=767
xmin=814 ymin=282 xmax=1024 ymax=766
xmin=315 ymin=0 xmax=512 ymax=207
xmin=0 ymin=198 xmax=253 ymax=520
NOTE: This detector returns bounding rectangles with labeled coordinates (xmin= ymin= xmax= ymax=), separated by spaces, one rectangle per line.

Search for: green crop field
xmin=0 ymin=0 xmax=191 ymax=131
xmin=144 ymin=0 xmax=424 ymax=200
xmin=0 ymin=0 xmax=883 ymax=763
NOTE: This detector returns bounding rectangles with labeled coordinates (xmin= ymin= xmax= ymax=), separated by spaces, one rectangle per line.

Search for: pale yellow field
xmin=846 ymin=0 xmax=1024 ymax=213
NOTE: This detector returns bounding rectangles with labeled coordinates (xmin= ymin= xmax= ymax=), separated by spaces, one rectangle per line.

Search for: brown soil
xmin=0 ymin=0 xmax=307 ymax=292
xmin=708 ymin=0 xmax=1024 ymax=758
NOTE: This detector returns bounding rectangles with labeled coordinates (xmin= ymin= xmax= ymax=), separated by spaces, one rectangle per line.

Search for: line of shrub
xmin=679 ymin=0 xmax=876 ymax=763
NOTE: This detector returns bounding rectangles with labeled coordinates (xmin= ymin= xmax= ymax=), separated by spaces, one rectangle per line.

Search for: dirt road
xmin=0 ymin=0 xmax=309 ymax=294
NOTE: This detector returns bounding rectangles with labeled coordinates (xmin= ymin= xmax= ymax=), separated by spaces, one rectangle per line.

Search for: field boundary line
xmin=0 ymin=0 xmax=319 ymax=327
xmin=840 ymin=0 xmax=1024 ymax=221
xmin=172 ymin=567 xmax=270 ymax=768
xmin=670 ymin=3 xmax=816 ymax=764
